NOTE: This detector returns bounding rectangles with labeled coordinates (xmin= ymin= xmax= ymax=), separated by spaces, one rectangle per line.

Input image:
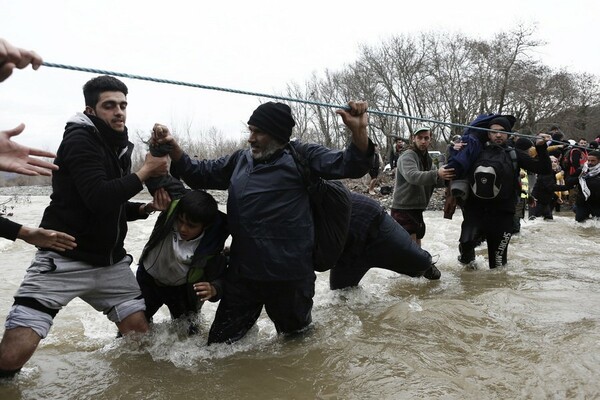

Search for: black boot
xmin=422 ymin=265 xmax=441 ymax=280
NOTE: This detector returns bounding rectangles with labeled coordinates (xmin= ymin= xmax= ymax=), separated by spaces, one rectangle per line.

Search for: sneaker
xmin=457 ymin=255 xmax=477 ymax=270
xmin=423 ymin=265 xmax=441 ymax=280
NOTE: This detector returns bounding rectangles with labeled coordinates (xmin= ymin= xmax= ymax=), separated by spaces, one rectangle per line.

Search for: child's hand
xmin=152 ymin=188 xmax=171 ymax=211
xmin=193 ymin=282 xmax=216 ymax=301
xmin=152 ymin=123 xmax=170 ymax=140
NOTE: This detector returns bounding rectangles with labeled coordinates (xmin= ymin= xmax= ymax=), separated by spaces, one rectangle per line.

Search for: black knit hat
xmin=488 ymin=115 xmax=516 ymax=132
xmin=247 ymin=102 xmax=295 ymax=143
xmin=515 ymin=137 xmax=533 ymax=151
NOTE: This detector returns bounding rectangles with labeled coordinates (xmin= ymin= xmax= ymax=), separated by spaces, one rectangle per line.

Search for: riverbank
xmin=0 ymin=179 xmax=448 ymax=213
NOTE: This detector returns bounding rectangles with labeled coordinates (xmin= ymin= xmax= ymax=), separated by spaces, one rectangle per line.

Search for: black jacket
xmin=465 ymin=142 xmax=553 ymax=214
xmin=40 ymin=113 xmax=146 ymax=266
xmin=0 ymin=217 xmax=21 ymax=241
xmin=532 ymin=173 xmax=571 ymax=205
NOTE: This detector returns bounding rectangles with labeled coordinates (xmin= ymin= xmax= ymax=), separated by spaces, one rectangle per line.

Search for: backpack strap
xmin=508 ymin=148 xmax=518 ymax=172
xmin=287 ymin=141 xmax=316 ymax=190
xmin=507 ymin=147 xmax=519 ymax=198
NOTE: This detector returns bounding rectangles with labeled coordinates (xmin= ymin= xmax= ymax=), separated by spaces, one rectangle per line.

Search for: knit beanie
xmin=247 ymin=102 xmax=295 ymax=143
xmin=515 ymin=137 xmax=533 ymax=151
xmin=488 ymin=116 xmax=515 ymax=132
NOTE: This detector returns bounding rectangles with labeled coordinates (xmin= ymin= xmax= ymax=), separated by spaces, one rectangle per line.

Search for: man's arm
xmin=519 ymin=135 xmax=553 ymax=175
xmin=1 ymin=216 xmax=76 ymax=251
xmin=60 ymin=133 xmax=168 ymax=213
xmin=397 ymin=152 xmax=439 ymax=186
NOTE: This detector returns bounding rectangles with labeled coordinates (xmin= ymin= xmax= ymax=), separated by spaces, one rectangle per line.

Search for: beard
xmin=251 ymin=139 xmax=285 ymax=162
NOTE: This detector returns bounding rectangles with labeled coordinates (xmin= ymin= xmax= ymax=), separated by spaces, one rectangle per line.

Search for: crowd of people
xmin=1 ymin=37 xmax=599 ymax=379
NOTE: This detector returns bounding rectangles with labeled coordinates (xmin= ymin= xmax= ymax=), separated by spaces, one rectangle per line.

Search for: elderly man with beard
xmin=154 ymin=101 xmax=374 ymax=344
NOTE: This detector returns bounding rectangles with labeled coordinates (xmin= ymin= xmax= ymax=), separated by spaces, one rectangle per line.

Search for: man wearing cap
xmin=153 ymin=100 xmax=374 ymax=344
xmin=457 ymin=116 xmax=552 ymax=269
xmin=391 ymin=126 xmax=455 ymax=249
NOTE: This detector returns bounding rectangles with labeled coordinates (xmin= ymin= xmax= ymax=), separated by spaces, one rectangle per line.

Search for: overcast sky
xmin=1 ymin=0 xmax=598 ymax=152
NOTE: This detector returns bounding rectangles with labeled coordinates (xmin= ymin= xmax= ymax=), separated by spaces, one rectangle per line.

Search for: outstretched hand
xmin=17 ymin=226 xmax=76 ymax=251
xmin=0 ymin=124 xmax=58 ymax=176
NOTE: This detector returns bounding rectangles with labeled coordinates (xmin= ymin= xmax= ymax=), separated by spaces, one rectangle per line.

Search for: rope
xmin=41 ymin=62 xmax=587 ymax=149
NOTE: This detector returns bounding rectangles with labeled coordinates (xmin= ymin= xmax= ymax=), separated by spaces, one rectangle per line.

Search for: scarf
xmin=85 ymin=113 xmax=129 ymax=151
xmin=579 ymin=162 xmax=600 ymax=200
xmin=410 ymin=144 xmax=432 ymax=171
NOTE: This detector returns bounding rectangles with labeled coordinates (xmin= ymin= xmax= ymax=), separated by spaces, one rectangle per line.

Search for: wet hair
xmin=177 ymin=190 xmax=218 ymax=225
xmin=515 ymin=137 xmax=534 ymax=151
xmin=551 ymin=132 xmax=565 ymax=142
xmin=83 ymin=75 xmax=128 ymax=108
xmin=588 ymin=150 xmax=600 ymax=159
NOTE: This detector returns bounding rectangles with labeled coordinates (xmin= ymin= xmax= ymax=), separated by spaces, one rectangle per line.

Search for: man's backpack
xmin=470 ymin=143 xmax=518 ymax=201
xmin=561 ymin=147 xmax=588 ymax=177
xmin=288 ymin=142 xmax=352 ymax=272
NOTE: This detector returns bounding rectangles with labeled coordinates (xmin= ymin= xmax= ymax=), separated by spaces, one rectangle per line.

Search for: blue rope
xmin=41 ymin=61 xmax=575 ymax=145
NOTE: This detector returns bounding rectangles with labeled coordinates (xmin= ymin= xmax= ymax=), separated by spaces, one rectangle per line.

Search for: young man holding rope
xmin=0 ymin=75 xmax=170 ymax=378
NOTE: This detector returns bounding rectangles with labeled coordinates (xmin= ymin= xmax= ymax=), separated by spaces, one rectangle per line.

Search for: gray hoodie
xmin=392 ymin=148 xmax=441 ymax=210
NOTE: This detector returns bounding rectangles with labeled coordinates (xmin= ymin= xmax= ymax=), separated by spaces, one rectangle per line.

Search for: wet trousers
xmin=459 ymin=207 xmax=514 ymax=269
xmin=329 ymin=212 xmax=432 ymax=290
xmin=136 ymin=266 xmax=198 ymax=322
xmin=207 ymin=270 xmax=315 ymax=344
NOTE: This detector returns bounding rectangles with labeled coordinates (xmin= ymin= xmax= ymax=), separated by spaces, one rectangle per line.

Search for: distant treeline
xmin=284 ymin=25 xmax=599 ymax=156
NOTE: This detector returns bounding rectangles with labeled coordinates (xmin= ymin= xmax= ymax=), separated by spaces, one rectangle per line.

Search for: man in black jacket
xmin=457 ymin=117 xmax=552 ymax=269
xmin=0 ymin=75 xmax=169 ymax=378
xmin=154 ymin=101 xmax=374 ymax=344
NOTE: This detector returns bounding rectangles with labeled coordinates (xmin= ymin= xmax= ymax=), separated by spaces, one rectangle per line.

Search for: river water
xmin=1 ymin=192 xmax=599 ymax=399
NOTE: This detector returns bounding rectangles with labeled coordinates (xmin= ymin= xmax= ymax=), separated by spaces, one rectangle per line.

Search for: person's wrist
xmin=143 ymin=203 xmax=155 ymax=215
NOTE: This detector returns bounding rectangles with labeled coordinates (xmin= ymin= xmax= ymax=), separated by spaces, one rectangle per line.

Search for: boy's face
xmin=176 ymin=214 xmax=205 ymax=241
